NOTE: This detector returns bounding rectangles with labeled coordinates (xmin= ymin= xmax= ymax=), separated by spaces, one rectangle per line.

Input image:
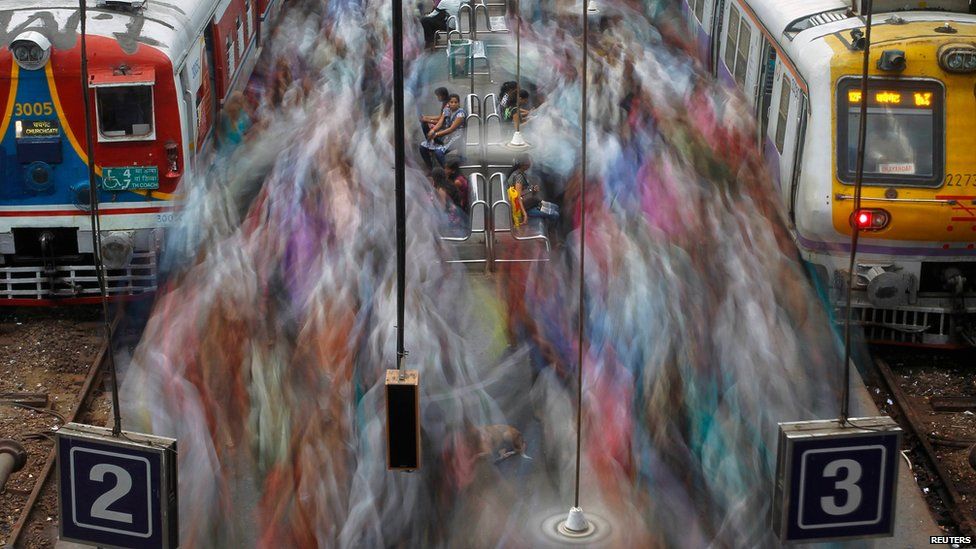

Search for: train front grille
xmin=0 ymin=250 xmax=158 ymax=300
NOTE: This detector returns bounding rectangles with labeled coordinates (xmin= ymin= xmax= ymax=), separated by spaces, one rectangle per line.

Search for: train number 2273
xmin=14 ymin=102 xmax=54 ymax=116
xmin=944 ymin=174 xmax=976 ymax=187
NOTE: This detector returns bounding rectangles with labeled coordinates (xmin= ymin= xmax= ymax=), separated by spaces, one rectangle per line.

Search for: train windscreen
xmin=96 ymin=85 xmax=154 ymax=139
xmin=836 ymin=78 xmax=944 ymax=187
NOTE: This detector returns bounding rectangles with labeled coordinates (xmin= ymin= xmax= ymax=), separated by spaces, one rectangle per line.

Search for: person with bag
xmin=508 ymin=154 xmax=559 ymax=227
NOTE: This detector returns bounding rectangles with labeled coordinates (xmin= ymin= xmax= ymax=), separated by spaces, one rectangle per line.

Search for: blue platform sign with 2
xmin=774 ymin=417 xmax=902 ymax=543
xmin=57 ymin=423 xmax=177 ymax=549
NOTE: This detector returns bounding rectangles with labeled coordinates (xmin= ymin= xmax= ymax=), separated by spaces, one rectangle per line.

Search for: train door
xmin=710 ymin=0 xmax=725 ymax=76
xmin=756 ymin=40 xmax=777 ymax=147
xmin=195 ymin=26 xmax=219 ymax=155
xmin=766 ymin=63 xmax=805 ymax=218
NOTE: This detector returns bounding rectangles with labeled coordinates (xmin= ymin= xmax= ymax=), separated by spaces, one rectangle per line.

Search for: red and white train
xmin=0 ymin=0 xmax=282 ymax=304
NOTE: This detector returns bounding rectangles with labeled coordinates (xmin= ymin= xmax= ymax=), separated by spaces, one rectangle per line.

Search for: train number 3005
xmin=943 ymin=174 xmax=976 ymax=187
xmin=14 ymin=102 xmax=54 ymax=117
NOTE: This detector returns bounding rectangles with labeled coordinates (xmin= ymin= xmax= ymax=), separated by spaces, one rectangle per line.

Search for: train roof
xmin=744 ymin=0 xmax=976 ymax=95
xmin=0 ymin=0 xmax=224 ymax=66
xmin=745 ymin=0 xmax=851 ymax=42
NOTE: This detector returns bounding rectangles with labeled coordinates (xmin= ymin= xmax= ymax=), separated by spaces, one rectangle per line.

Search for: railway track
xmin=0 ymin=308 xmax=121 ymax=548
xmin=871 ymin=352 xmax=976 ymax=537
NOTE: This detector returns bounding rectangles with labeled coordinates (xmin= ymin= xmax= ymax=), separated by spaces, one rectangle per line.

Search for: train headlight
xmin=938 ymin=44 xmax=976 ymax=74
xmin=877 ymin=50 xmax=907 ymax=72
xmin=851 ymin=209 xmax=891 ymax=231
xmin=71 ymin=181 xmax=93 ymax=211
xmin=9 ymin=31 xmax=51 ymax=71
xmin=100 ymin=231 xmax=135 ymax=269
xmin=24 ymin=161 xmax=54 ymax=193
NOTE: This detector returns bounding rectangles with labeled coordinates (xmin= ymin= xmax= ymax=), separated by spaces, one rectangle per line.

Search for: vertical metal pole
xmin=841 ymin=0 xmax=873 ymax=425
xmin=80 ymin=0 xmax=123 ymax=437
xmin=514 ymin=0 xmax=521 ymax=133
xmin=573 ymin=0 xmax=589 ymax=511
xmin=393 ymin=0 xmax=407 ymax=371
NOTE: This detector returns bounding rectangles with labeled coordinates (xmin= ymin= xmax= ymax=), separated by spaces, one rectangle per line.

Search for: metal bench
xmin=441 ymin=173 xmax=490 ymax=265
xmin=489 ymin=171 xmax=549 ymax=263
xmin=474 ymin=3 xmax=508 ymax=33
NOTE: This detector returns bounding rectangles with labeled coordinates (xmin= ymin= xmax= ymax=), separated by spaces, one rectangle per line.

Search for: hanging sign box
xmin=57 ymin=422 xmax=178 ymax=549
xmin=386 ymin=369 xmax=420 ymax=471
xmin=773 ymin=416 xmax=902 ymax=543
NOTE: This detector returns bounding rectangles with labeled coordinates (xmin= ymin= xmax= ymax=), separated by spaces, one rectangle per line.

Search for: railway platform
xmin=418 ymin=16 xmax=945 ymax=547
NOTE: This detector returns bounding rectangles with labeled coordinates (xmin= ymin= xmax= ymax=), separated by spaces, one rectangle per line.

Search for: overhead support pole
xmin=387 ymin=0 xmax=420 ymax=472
xmin=392 ymin=0 xmax=406 ymax=373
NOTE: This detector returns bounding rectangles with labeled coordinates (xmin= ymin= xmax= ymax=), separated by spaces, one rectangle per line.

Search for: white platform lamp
xmin=505 ymin=0 xmax=530 ymax=150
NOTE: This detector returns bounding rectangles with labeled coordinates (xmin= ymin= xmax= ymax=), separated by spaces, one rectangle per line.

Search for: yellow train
xmin=684 ymin=0 xmax=976 ymax=346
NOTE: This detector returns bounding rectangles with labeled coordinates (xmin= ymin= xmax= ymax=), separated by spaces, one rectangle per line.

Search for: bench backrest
xmin=484 ymin=113 xmax=503 ymax=147
xmin=458 ymin=4 xmax=473 ymax=34
xmin=469 ymin=172 xmax=487 ymax=234
xmin=489 ymin=171 xmax=512 ymax=231
xmin=464 ymin=113 xmax=483 ymax=158
xmin=483 ymin=93 xmax=498 ymax=118
xmin=464 ymin=93 xmax=480 ymax=117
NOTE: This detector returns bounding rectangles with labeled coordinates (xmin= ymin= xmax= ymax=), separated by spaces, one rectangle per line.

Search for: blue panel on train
xmin=17 ymin=136 xmax=62 ymax=164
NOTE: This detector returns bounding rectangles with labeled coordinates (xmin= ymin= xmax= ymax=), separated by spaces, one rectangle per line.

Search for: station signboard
xmin=57 ymin=423 xmax=178 ymax=549
xmin=773 ymin=417 xmax=902 ymax=543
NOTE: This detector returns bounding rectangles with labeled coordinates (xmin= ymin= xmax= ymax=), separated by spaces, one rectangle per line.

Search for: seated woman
xmin=497 ymin=81 xmax=517 ymax=111
xmin=431 ymin=167 xmax=465 ymax=234
xmin=419 ymin=93 xmax=466 ymax=170
xmin=420 ymin=87 xmax=450 ymax=137
xmin=444 ymin=159 xmax=469 ymax=213
xmin=503 ymin=89 xmax=532 ymax=127
xmin=508 ymin=154 xmax=558 ymax=227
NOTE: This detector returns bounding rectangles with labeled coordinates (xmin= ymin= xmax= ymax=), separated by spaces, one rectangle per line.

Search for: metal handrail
xmin=464 ymin=112 xmax=483 ymax=159
xmin=483 ymin=93 xmax=498 ymax=118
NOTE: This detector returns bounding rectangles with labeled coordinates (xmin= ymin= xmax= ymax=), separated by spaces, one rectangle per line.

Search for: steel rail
xmin=873 ymin=356 xmax=976 ymax=536
xmin=6 ymin=309 xmax=123 ymax=548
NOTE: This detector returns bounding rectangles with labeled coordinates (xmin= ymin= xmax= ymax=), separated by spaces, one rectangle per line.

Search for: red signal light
xmin=850 ymin=209 xmax=891 ymax=231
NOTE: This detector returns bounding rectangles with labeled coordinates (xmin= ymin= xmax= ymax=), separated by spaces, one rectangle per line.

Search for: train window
xmin=837 ymin=78 xmax=944 ymax=187
xmin=733 ymin=17 xmax=750 ymax=86
xmin=96 ymin=85 xmax=154 ymax=139
xmin=724 ymin=5 xmax=740 ymax=74
xmin=723 ymin=4 xmax=751 ymax=87
xmin=236 ymin=16 xmax=245 ymax=52
xmin=226 ymin=35 xmax=236 ymax=75
xmin=689 ymin=0 xmax=705 ymax=23
xmin=775 ymin=78 xmax=791 ymax=153
xmin=245 ymin=1 xmax=254 ymax=39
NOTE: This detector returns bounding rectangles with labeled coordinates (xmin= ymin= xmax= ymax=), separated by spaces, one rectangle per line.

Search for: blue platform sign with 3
xmin=774 ymin=417 xmax=902 ymax=543
xmin=57 ymin=423 xmax=177 ymax=549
